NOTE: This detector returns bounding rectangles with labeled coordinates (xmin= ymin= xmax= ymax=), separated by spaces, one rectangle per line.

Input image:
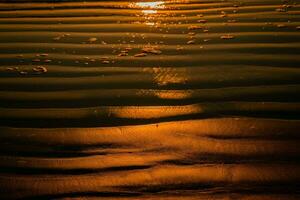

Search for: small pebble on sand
xmin=277 ymin=24 xmax=286 ymax=28
xmin=134 ymin=53 xmax=147 ymax=57
xmin=102 ymin=60 xmax=110 ymax=64
xmin=187 ymin=40 xmax=195 ymax=44
xmin=197 ymin=19 xmax=207 ymax=23
xmin=88 ymin=37 xmax=98 ymax=43
xmin=188 ymin=25 xmax=202 ymax=30
xmin=33 ymin=66 xmax=47 ymax=74
xmin=221 ymin=34 xmax=235 ymax=39
xmin=142 ymin=47 xmax=162 ymax=55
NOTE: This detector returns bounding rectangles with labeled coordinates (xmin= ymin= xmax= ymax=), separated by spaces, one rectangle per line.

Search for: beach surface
xmin=0 ymin=0 xmax=300 ymax=199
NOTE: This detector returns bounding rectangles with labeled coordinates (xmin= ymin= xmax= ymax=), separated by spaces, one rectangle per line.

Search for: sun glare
xmin=135 ymin=1 xmax=165 ymax=9
xmin=129 ymin=1 xmax=166 ymax=14
xmin=129 ymin=1 xmax=166 ymax=26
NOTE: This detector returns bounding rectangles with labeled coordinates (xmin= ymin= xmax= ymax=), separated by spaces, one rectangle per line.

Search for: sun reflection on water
xmin=133 ymin=1 xmax=165 ymax=9
xmin=129 ymin=1 xmax=166 ymax=26
xmin=142 ymin=10 xmax=158 ymax=15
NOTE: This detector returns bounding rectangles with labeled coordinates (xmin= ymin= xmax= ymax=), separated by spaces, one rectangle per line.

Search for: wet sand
xmin=0 ymin=0 xmax=300 ymax=199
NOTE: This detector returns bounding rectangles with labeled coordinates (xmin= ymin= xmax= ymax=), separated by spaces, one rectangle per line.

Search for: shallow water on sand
xmin=0 ymin=0 xmax=300 ymax=199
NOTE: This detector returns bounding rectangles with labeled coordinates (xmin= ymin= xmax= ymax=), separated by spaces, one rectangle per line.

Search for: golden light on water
xmin=110 ymin=104 xmax=201 ymax=119
xmin=153 ymin=90 xmax=192 ymax=99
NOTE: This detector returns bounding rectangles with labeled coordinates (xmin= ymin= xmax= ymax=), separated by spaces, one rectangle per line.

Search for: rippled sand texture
xmin=0 ymin=0 xmax=300 ymax=199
